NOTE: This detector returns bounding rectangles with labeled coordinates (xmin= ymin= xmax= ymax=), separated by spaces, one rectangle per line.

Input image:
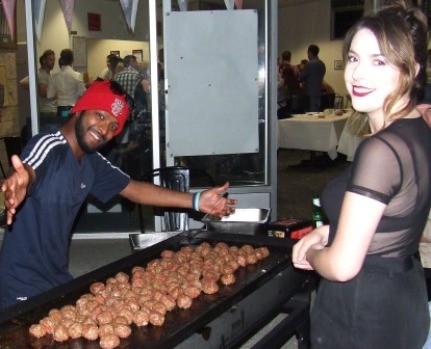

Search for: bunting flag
xmin=1 ymin=0 xmax=16 ymax=40
xmin=177 ymin=0 xmax=187 ymax=11
xmin=120 ymin=0 xmax=139 ymax=32
xmin=223 ymin=0 xmax=234 ymax=10
xmin=58 ymin=0 xmax=75 ymax=32
xmin=34 ymin=0 xmax=46 ymax=42
xmin=234 ymin=0 xmax=243 ymax=9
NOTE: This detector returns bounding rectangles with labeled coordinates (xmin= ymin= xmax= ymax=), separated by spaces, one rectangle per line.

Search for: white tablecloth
xmin=337 ymin=121 xmax=362 ymax=161
xmin=278 ymin=113 xmax=350 ymax=160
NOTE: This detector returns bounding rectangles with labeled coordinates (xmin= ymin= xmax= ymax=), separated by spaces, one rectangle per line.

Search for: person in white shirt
xmin=98 ymin=53 xmax=122 ymax=81
xmin=47 ymin=49 xmax=86 ymax=126
xmin=37 ymin=50 xmax=57 ymax=128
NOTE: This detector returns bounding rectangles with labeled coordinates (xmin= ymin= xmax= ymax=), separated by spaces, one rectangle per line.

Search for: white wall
xmin=17 ymin=0 xmax=151 ymax=80
xmin=278 ymin=0 xmax=348 ymax=99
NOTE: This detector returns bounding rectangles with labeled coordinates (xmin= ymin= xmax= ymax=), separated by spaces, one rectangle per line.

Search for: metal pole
xmin=24 ymin=0 xmax=39 ymax=136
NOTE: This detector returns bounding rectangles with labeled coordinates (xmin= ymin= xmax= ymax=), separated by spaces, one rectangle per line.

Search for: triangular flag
xmin=224 ymin=0 xmax=234 ymax=10
xmin=58 ymin=0 xmax=75 ymax=32
xmin=177 ymin=0 xmax=187 ymax=11
xmin=234 ymin=0 xmax=243 ymax=9
xmin=1 ymin=0 xmax=16 ymax=40
xmin=34 ymin=0 xmax=46 ymax=42
xmin=120 ymin=0 xmax=139 ymax=32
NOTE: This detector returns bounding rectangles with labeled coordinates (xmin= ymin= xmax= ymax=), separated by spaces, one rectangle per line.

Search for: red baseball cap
xmin=71 ymin=80 xmax=131 ymax=136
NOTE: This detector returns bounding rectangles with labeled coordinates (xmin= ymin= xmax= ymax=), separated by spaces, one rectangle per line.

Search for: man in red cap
xmin=0 ymin=80 xmax=236 ymax=310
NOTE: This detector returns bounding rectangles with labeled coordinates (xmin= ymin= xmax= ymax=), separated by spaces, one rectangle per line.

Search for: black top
xmin=322 ymin=117 xmax=431 ymax=258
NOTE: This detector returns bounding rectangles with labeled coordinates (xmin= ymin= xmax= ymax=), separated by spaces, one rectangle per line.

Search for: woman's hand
xmin=1 ymin=155 xmax=31 ymax=225
xmin=199 ymin=182 xmax=236 ymax=217
xmin=292 ymin=225 xmax=329 ymax=270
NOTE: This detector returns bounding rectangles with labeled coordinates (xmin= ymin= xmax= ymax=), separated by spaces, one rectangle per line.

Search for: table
xmin=278 ymin=112 xmax=350 ymax=160
xmin=337 ymin=120 xmax=362 ymax=161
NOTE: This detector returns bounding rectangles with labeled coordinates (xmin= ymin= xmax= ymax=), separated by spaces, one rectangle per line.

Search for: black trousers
xmin=311 ymin=255 xmax=429 ymax=349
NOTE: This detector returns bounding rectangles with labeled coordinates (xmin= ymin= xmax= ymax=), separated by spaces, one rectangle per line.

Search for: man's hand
xmin=199 ymin=182 xmax=236 ymax=217
xmin=1 ymin=155 xmax=31 ymax=225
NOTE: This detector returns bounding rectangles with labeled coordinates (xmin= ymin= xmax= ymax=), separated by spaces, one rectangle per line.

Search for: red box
xmin=266 ymin=218 xmax=313 ymax=239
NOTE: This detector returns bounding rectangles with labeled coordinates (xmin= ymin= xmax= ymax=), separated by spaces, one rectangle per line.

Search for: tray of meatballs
xmin=0 ymin=230 xmax=302 ymax=349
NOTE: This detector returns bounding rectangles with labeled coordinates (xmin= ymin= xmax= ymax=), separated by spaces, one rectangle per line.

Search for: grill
xmin=0 ymin=230 xmax=312 ymax=348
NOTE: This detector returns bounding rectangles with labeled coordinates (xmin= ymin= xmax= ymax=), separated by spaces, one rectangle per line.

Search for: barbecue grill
xmin=0 ymin=230 xmax=312 ymax=348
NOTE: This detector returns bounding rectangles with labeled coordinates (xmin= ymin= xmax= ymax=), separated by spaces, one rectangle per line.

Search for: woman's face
xmin=344 ymin=28 xmax=401 ymax=119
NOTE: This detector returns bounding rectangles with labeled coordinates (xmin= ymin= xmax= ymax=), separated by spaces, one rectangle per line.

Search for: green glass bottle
xmin=312 ymin=193 xmax=325 ymax=228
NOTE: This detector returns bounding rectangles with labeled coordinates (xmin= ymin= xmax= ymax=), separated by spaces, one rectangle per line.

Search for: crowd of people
xmin=277 ymin=44 xmax=332 ymax=118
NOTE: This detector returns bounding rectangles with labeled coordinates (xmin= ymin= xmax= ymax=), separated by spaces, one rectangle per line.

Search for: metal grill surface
xmin=0 ymin=231 xmax=307 ymax=349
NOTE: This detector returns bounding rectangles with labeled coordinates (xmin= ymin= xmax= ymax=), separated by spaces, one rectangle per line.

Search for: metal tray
xmin=129 ymin=231 xmax=182 ymax=251
xmin=202 ymin=208 xmax=271 ymax=235
xmin=0 ymin=231 xmax=306 ymax=349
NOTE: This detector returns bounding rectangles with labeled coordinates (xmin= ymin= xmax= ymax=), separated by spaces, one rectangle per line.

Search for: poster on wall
xmin=72 ymin=36 xmax=87 ymax=69
xmin=132 ymin=49 xmax=143 ymax=61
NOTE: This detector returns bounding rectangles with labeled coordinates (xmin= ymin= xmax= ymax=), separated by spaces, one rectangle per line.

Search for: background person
xmin=298 ymin=44 xmax=326 ymax=112
xmin=292 ymin=4 xmax=431 ymax=348
xmin=98 ymin=53 xmax=122 ymax=81
xmin=0 ymin=80 xmax=236 ymax=310
xmin=47 ymin=48 xmax=86 ymax=127
xmin=277 ymin=50 xmax=301 ymax=117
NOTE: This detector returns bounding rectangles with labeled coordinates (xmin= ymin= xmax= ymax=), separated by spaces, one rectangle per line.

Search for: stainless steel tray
xmin=129 ymin=231 xmax=182 ymax=251
xmin=202 ymin=208 xmax=271 ymax=235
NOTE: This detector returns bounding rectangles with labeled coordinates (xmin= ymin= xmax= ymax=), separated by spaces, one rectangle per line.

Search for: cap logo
xmin=111 ymin=98 xmax=124 ymax=117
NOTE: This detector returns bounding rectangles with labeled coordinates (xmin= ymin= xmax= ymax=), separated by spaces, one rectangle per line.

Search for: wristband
xmin=193 ymin=192 xmax=201 ymax=211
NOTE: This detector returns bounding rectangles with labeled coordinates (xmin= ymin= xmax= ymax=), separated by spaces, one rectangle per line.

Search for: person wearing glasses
xmin=0 ymin=80 xmax=236 ymax=310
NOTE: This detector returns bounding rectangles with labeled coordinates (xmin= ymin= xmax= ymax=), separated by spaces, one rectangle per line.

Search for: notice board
xmin=72 ymin=36 xmax=87 ymax=69
xmin=164 ymin=10 xmax=259 ymax=157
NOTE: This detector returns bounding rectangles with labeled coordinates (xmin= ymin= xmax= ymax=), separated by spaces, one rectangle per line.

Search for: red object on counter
xmin=266 ymin=218 xmax=313 ymax=239
xmin=290 ymin=225 xmax=313 ymax=239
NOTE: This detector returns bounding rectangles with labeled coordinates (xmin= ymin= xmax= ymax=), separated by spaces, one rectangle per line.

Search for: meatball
xmin=177 ymin=295 xmax=193 ymax=309
xmin=99 ymin=333 xmax=121 ymax=349
xmin=202 ymin=280 xmax=219 ymax=295
xmin=97 ymin=311 xmax=113 ymax=325
xmin=98 ymin=323 xmax=115 ymax=337
xmin=39 ymin=316 xmax=56 ymax=334
xmin=68 ymin=322 xmax=83 ymax=339
xmin=246 ymin=253 xmax=258 ymax=265
xmin=53 ymin=324 xmax=69 ymax=342
xmin=241 ymin=244 xmax=254 ymax=254
xmin=48 ymin=308 xmax=63 ymax=324
xmin=61 ymin=306 xmax=76 ymax=320
xmin=149 ymin=311 xmax=166 ymax=326
xmin=160 ymin=294 xmax=176 ymax=311
xmin=82 ymin=323 xmax=99 ymax=341
xmin=152 ymin=301 xmax=168 ymax=316
xmin=114 ymin=323 xmax=132 ymax=338
xmin=115 ymin=271 xmax=129 ymax=284
xmin=113 ymin=316 xmax=129 ymax=325
xmin=117 ymin=308 xmax=134 ymax=324
xmin=133 ymin=310 xmax=150 ymax=326
xmin=161 ymin=249 xmax=175 ymax=259
xmin=90 ymin=281 xmax=105 ymax=295
xmin=220 ymin=273 xmax=236 ymax=286
xmin=259 ymin=246 xmax=270 ymax=258
xmin=29 ymin=324 xmax=47 ymax=338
